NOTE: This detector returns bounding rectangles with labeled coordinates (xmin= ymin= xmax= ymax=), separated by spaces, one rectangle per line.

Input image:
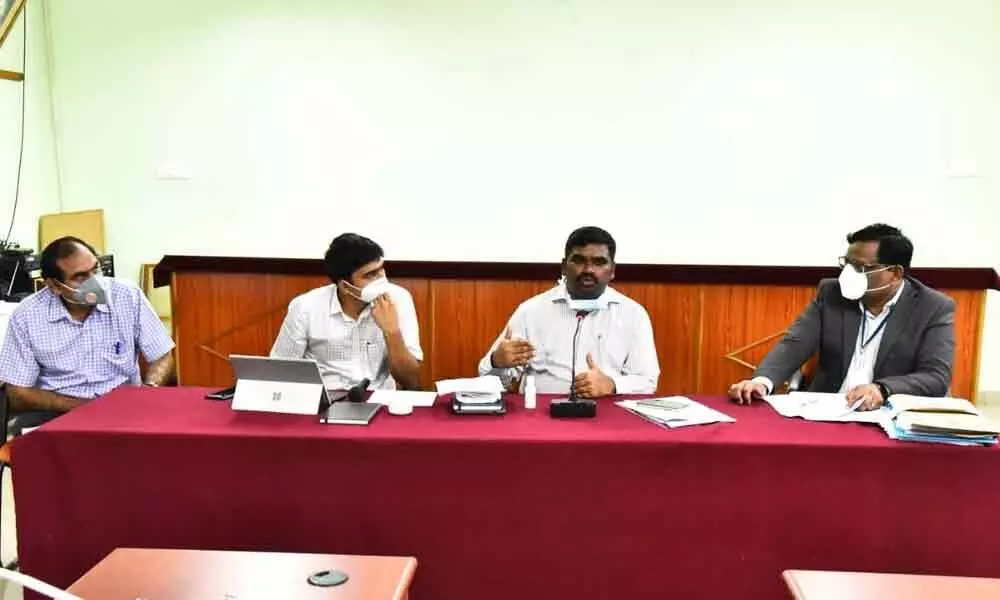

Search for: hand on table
xmin=846 ymin=384 xmax=885 ymax=411
xmin=729 ymin=380 xmax=768 ymax=405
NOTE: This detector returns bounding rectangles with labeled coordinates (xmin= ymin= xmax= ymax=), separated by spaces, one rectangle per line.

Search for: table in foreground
xmin=783 ymin=570 xmax=1000 ymax=600
xmin=65 ymin=547 xmax=416 ymax=600
xmin=13 ymin=387 xmax=1000 ymax=600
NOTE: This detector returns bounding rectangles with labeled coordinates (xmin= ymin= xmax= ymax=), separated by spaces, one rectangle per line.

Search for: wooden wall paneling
xmin=699 ymin=285 xmax=817 ymax=394
xmin=942 ymin=289 xmax=983 ymax=401
xmin=390 ymin=278 xmax=434 ymax=389
xmin=429 ymin=280 xmax=552 ymax=384
xmin=173 ymin=273 xmax=326 ymax=386
xmin=166 ymin=261 xmax=993 ymax=399
xmin=612 ymin=282 xmax=702 ymax=395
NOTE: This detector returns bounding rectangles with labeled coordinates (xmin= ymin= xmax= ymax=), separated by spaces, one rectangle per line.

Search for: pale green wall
xmin=0 ymin=0 xmax=59 ymax=249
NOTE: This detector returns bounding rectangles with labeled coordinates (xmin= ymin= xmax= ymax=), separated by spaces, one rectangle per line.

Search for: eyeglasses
xmin=838 ymin=256 xmax=895 ymax=274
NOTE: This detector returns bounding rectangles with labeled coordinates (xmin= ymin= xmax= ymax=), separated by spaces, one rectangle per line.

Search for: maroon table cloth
xmin=12 ymin=387 xmax=1000 ymax=599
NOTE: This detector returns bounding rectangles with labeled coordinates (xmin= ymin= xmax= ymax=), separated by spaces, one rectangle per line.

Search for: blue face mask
xmin=568 ymin=298 xmax=605 ymax=313
xmin=560 ymin=277 xmax=608 ymax=313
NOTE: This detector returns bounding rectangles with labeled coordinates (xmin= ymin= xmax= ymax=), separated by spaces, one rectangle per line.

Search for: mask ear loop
xmin=863 ymin=265 xmax=895 ymax=294
xmin=55 ymin=280 xmax=85 ymax=304
xmin=340 ymin=280 xmax=364 ymax=302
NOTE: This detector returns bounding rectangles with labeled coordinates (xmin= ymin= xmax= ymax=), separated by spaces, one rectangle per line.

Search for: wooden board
xmin=38 ymin=208 xmax=106 ymax=253
xmin=170 ymin=271 xmax=986 ymax=400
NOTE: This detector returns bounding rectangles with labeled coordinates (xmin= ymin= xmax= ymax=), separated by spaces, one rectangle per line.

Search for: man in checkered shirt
xmin=271 ymin=233 xmax=422 ymax=390
xmin=0 ymin=237 xmax=175 ymax=416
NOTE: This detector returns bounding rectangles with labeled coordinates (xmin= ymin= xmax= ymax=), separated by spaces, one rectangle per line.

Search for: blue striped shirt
xmin=0 ymin=279 xmax=175 ymax=399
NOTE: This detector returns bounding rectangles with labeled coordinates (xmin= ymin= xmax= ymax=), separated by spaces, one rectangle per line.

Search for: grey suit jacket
xmin=754 ymin=277 xmax=955 ymax=397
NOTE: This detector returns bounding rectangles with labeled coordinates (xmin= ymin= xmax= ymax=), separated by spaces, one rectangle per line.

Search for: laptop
xmin=229 ymin=355 xmax=328 ymax=415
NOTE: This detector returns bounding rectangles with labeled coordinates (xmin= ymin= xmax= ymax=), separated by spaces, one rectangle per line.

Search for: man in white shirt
xmin=728 ymin=223 xmax=955 ymax=410
xmin=478 ymin=226 xmax=659 ymax=396
xmin=271 ymin=233 xmax=422 ymax=390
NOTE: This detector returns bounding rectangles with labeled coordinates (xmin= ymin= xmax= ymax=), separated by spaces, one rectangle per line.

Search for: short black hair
xmin=323 ymin=233 xmax=384 ymax=283
xmin=846 ymin=223 xmax=913 ymax=269
xmin=40 ymin=236 xmax=99 ymax=282
xmin=564 ymin=226 xmax=616 ymax=261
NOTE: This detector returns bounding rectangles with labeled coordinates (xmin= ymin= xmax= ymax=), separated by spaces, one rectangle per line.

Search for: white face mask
xmin=838 ymin=265 xmax=892 ymax=301
xmin=561 ymin=278 xmax=608 ymax=313
xmin=344 ymin=276 xmax=392 ymax=304
xmin=568 ymin=297 xmax=607 ymax=313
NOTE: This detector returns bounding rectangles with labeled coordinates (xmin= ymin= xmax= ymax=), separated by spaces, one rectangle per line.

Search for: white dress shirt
xmin=270 ymin=283 xmax=423 ymax=390
xmin=478 ymin=284 xmax=659 ymax=394
xmin=837 ymin=280 xmax=906 ymax=393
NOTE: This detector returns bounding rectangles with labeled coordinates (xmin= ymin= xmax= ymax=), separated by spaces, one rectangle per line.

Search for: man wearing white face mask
xmin=0 ymin=237 xmax=176 ymax=417
xmin=271 ymin=233 xmax=422 ymax=390
xmin=728 ymin=223 xmax=955 ymax=410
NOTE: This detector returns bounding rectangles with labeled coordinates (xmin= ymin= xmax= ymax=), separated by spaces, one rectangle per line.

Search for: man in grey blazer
xmin=729 ymin=223 xmax=955 ymax=410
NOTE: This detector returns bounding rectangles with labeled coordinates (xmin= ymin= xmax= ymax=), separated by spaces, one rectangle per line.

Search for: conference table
xmin=12 ymin=388 xmax=1000 ymax=599
xmin=782 ymin=570 xmax=1000 ymax=600
xmin=66 ymin=547 xmax=417 ymax=599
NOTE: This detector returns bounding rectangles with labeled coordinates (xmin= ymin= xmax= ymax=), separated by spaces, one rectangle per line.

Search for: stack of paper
xmin=616 ymin=397 xmax=736 ymax=429
xmin=881 ymin=394 xmax=999 ymax=446
xmin=764 ymin=392 xmax=890 ymax=424
xmin=435 ymin=376 xmax=504 ymax=404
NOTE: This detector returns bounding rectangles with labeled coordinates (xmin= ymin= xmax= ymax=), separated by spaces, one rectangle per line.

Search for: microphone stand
xmin=550 ymin=312 xmax=597 ymax=418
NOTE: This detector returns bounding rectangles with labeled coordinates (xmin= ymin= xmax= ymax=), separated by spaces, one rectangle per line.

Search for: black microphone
xmin=568 ymin=312 xmax=587 ymax=402
xmin=550 ymin=311 xmax=597 ymax=419
xmin=319 ymin=378 xmax=371 ymax=413
xmin=347 ymin=378 xmax=371 ymax=403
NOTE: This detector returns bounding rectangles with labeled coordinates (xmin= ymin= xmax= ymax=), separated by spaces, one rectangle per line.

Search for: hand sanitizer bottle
xmin=524 ymin=374 xmax=537 ymax=410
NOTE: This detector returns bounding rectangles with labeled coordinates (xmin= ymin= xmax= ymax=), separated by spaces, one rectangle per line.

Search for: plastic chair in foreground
xmin=0 ymin=566 xmax=81 ymax=600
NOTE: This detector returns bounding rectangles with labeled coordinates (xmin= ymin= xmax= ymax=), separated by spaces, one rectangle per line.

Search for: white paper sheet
xmin=367 ymin=390 xmax=438 ymax=408
xmin=764 ymin=392 xmax=889 ymax=424
xmin=617 ymin=397 xmax=736 ymax=429
xmin=435 ymin=375 xmax=504 ymax=395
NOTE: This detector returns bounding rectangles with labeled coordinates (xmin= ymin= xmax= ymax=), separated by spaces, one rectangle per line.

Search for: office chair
xmin=0 ymin=566 xmax=81 ymax=599
xmin=0 ymin=386 xmax=13 ymax=571
xmin=787 ymin=369 xmax=805 ymax=392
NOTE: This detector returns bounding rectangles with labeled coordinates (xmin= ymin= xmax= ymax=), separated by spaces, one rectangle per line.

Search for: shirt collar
xmin=45 ymin=287 xmax=110 ymax=323
xmin=328 ymin=284 xmax=345 ymax=316
xmin=859 ymin=279 xmax=906 ymax=317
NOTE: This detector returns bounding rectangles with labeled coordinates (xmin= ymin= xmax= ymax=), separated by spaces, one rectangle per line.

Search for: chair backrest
xmin=0 ymin=385 xmax=8 ymax=439
xmin=0 ymin=566 xmax=82 ymax=599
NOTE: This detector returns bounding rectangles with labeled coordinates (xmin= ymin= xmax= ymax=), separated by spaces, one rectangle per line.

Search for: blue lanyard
xmin=860 ymin=308 xmax=892 ymax=351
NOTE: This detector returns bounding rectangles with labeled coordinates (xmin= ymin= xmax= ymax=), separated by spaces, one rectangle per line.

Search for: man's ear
xmin=45 ymin=278 xmax=63 ymax=296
